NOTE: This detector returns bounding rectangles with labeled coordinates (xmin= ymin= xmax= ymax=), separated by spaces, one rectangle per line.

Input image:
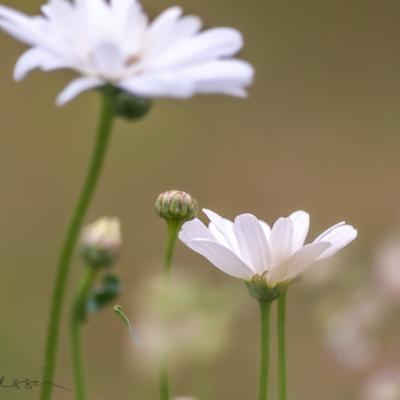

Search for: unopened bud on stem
xmin=155 ymin=190 xmax=198 ymax=222
xmin=80 ymin=217 xmax=121 ymax=268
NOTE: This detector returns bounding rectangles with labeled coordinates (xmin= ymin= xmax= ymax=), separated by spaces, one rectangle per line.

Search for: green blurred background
xmin=0 ymin=0 xmax=400 ymax=399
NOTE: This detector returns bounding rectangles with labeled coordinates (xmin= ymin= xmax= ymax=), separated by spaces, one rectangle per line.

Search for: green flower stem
xmin=159 ymin=354 xmax=169 ymax=400
xmin=160 ymin=220 xmax=182 ymax=400
xmin=40 ymin=92 xmax=116 ymax=400
xmin=70 ymin=266 xmax=99 ymax=400
xmin=278 ymin=290 xmax=288 ymax=400
xmin=163 ymin=220 xmax=182 ymax=277
xmin=258 ymin=299 xmax=272 ymax=400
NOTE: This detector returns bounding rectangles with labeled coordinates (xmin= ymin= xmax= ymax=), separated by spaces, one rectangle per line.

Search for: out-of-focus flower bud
xmin=80 ymin=217 xmax=121 ymax=268
xmin=155 ymin=190 xmax=198 ymax=222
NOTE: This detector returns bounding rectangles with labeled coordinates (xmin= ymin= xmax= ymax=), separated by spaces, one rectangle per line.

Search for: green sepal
xmin=100 ymin=85 xmax=152 ymax=120
xmin=86 ymin=274 xmax=121 ymax=314
xmin=245 ymin=277 xmax=288 ymax=302
xmin=114 ymin=91 xmax=152 ymax=120
xmin=80 ymin=245 xmax=117 ymax=269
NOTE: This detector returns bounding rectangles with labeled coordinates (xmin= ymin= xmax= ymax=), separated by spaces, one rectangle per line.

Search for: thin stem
xmin=278 ymin=290 xmax=288 ymax=400
xmin=114 ymin=305 xmax=139 ymax=345
xmin=258 ymin=299 xmax=272 ymax=400
xmin=70 ymin=267 xmax=98 ymax=400
xmin=159 ymin=355 xmax=169 ymax=400
xmin=163 ymin=220 xmax=182 ymax=277
xmin=159 ymin=219 xmax=182 ymax=400
xmin=40 ymin=92 xmax=116 ymax=400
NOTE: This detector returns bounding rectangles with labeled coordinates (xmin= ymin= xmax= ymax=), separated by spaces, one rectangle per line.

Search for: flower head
xmin=179 ymin=209 xmax=357 ymax=288
xmin=80 ymin=217 xmax=121 ymax=268
xmin=0 ymin=0 xmax=254 ymax=105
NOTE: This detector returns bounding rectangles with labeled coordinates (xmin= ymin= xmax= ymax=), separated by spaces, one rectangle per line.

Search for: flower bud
xmin=155 ymin=190 xmax=198 ymax=222
xmin=80 ymin=217 xmax=121 ymax=268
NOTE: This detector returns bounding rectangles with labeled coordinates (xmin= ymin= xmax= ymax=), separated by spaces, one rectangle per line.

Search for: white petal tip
xmin=349 ymin=227 xmax=358 ymax=239
xmin=13 ymin=67 xmax=26 ymax=81
xmin=13 ymin=75 xmax=24 ymax=82
xmin=55 ymin=97 xmax=67 ymax=107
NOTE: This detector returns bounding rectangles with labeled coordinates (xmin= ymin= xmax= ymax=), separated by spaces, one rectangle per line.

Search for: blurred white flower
xmin=325 ymin=324 xmax=377 ymax=369
xmin=179 ymin=209 xmax=357 ymax=287
xmin=362 ymin=367 xmax=400 ymax=400
xmin=0 ymin=0 xmax=254 ymax=105
xmin=374 ymin=238 xmax=400 ymax=301
xmin=173 ymin=397 xmax=197 ymax=400
xmin=130 ymin=272 xmax=236 ymax=370
xmin=323 ymin=295 xmax=383 ymax=370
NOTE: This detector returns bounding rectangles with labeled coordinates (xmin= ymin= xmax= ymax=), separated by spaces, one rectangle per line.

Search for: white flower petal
xmin=289 ymin=210 xmax=310 ymax=251
xmin=110 ymin=0 xmax=139 ymax=15
xmin=315 ymin=224 xmax=358 ymax=260
xmin=148 ymin=6 xmax=183 ymax=38
xmin=109 ymin=0 xmax=148 ymax=51
xmin=268 ymin=242 xmax=331 ymax=285
xmin=286 ymin=242 xmax=332 ymax=279
xmin=121 ymin=59 xmax=253 ymax=98
xmin=313 ymin=221 xmax=345 ymax=242
xmin=202 ymin=208 xmax=239 ymax=253
xmin=233 ymin=213 xmax=271 ymax=274
xmin=144 ymin=6 xmax=183 ymax=59
xmin=171 ymin=15 xmax=202 ymax=39
xmin=152 ymin=27 xmax=244 ymax=69
xmin=14 ymin=47 xmax=65 ymax=80
xmin=0 ymin=5 xmax=44 ymax=45
xmin=75 ymin=0 xmax=110 ymax=31
xmin=56 ymin=76 xmax=103 ymax=106
xmin=41 ymin=0 xmax=74 ymax=23
xmin=208 ymin=222 xmax=230 ymax=248
xmin=185 ymin=238 xmax=254 ymax=279
xmin=178 ymin=218 xmax=215 ymax=244
xmin=259 ymin=219 xmax=271 ymax=239
xmin=148 ymin=13 xmax=202 ymax=51
xmin=117 ymin=73 xmax=195 ymax=98
xmin=93 ymin=42 xmax=124 ymax=76
xmin=270 ymin=217 xmax=294 ymax=266
xmin=178 ymin=59 xmax=254 ymax=97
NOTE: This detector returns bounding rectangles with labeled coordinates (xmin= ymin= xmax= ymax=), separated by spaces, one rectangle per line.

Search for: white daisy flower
xmin=179 ymin=209 xmax=357 ymax=288
xmin=0 ymin=0 xmax=254 ymax=105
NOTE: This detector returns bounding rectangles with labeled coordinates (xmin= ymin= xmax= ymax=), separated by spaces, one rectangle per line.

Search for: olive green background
xmin=0 ymin=0 xmax=399 ymax=399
